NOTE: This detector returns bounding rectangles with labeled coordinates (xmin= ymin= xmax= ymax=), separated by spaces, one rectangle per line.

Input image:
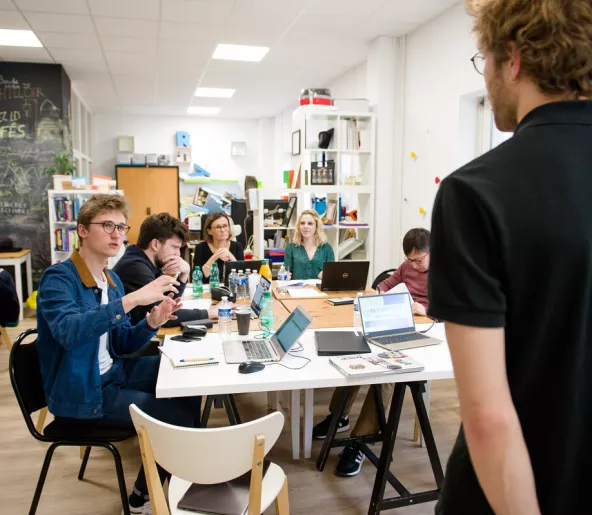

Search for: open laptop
xmin=320 ymin=261 xmax=370 ymax=291
xmin=223 ymin=259 xmax=264 ymax=285
xmin=248 ymin=276 xmax=271 ymax=319
xmin=222 ymin=305 xmax=313 ymax=364
xmin=358 ymin=292 xmax=442 ymax=351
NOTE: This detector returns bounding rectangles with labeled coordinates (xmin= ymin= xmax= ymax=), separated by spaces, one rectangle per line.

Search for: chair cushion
xmin=43 ymin=420 xmax=135 ymax=442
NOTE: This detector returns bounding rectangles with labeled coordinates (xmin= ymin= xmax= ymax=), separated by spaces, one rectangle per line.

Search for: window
xmin=477 ymin=97 xmax=513 ymax=155
xmin=71 ymin=88 xmax=93 ymax=181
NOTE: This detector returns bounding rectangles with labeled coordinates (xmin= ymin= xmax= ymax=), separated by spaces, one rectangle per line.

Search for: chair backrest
xmin=9 ymin=329 xmax=48 ymax=440
xmin=372 ymin=268 xmax=397 ymax=290
xmin=130 ymin=404 xmax=284 ymax=485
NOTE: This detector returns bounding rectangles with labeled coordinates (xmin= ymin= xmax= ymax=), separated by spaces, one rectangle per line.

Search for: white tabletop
xmin=156 ymin=324 xmax=454 ymax=399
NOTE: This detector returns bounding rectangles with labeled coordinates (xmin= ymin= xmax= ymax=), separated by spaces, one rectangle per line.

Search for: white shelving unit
xmin=253 ymin=107 xmax=376 ymax=280
xmin=48 ymin=189 xmax=124 ymax=266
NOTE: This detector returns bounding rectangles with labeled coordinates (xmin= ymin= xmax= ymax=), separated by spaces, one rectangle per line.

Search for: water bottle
xmin=218 ymin=296 xmax=232 ymax=337
xmin=260 ymin=291 xmax=275 ymax=335
xmin=229 ymin=268 xmax=238 ymax=297
xmin=249 ymin=271 xmax=260 ymax=300
xmin=210 ymin=262 xmax=220 ymax=289
xmin=192 ymin=266 xmax=203 ymax=299
xmin=237 ymin=272 xmax=248 ymax=299
xmin=353 ymin=292 xmax=363 ymax=331
xmin=277 ymin=264 xmax=289 ymax=294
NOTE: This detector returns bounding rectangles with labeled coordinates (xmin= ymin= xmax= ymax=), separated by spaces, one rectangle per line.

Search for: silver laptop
xmin=358 ymin=293 xmax=442 ymax=351
xmin=223 ymin=305 xmax=313 ymax=364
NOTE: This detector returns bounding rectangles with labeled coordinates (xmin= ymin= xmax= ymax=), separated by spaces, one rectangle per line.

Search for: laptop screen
xmin=250 ymin=276 xmax=271 ymax=315
xmin=359 ymin=293 xmax=415 ymax=337
xmin=274 ymin=307 xmax=312 ymax=352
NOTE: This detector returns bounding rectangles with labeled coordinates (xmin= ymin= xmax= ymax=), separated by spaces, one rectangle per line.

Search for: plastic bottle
xmin=192 ymin=266 xmax=203 ymax=299
xmin=249 ymin=270 xmax=260 ymax=300
xmin=353 ymin=292 xmax=363 ymax=331
xmin=237 ymin=271 xmax=248 ymax=299
xmin=260 ymin=291 xmax=275 ymax=335
xmin=277 ymin=264 xmax=289 ymax=294
xmin=210 ymin=262 xmax=220 ymax=289
xmin=218 ymin=296 xmax=232 ymax=337
xmin=229 ymin=268 xmax=238 ymax=297
xmin=259 ymin=259 xmax=272 ymax=281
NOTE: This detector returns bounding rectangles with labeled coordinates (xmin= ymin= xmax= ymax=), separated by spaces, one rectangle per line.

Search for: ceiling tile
xmin=289 ymin=13 xmax=368 ymax=38
xmin=24 ymin=12 xmax=94 ymax=34
xmin=161 ymin=0 xmax=234 ymax=24
xmin=106 ymin=55 xmax=156 ymax=75
xmin=113 ymin=74 xmax=156 ymax=105
xmin=0 ymin=45 xmax=53 ymax=62
xmin=63 ymin=60 xmax=109 ymax=80
xmin=158 ymin=21 xmax=220 ymax=43
xmin=94 ymin=17 xmax=158 ymax=38
xmin=50 ymin=47 xmax=105 ymax=63
xmin=89 ymin=0 xmax=159 ymax=20
xmin=306 ymin=0 xmax=386 ymax=17
xmin=36 ymin=31 xmax=101 ymax=50
xmin=0 ymin=10 xmax=30 ymax=29
xmin=0 ymin=1 xmax=16 ymax=9
xmin=101 ymin=36 xmax=158 ymax=54
xmin=371 ymin=0 xmax=457 ymax=24
xmin=16 ymin=0 xmax=88 ymax=14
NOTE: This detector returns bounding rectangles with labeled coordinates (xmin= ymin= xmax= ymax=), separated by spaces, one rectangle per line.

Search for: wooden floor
xmin=1 ymin=316 xmax=461 ymax=515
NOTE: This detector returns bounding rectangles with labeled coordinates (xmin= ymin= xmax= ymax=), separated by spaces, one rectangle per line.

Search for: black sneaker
xmin=335 ymin=444 xmax=365 ymax=477
xmin=312 ymin=414 xmax=350 ymax=440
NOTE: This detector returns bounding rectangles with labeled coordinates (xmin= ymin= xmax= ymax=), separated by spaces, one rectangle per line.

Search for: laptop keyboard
xmin=374 ymin=333 xmax=430 ymax=345
xmin=243 ymin=340 xmax=274 ymax=360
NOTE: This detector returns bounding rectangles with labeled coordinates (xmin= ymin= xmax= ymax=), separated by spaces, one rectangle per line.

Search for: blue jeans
xmin=58 ymin=356 xmax=201 ymax=497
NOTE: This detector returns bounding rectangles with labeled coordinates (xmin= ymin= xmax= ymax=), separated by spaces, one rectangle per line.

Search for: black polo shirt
xmin=429 ymin=101 xmax=592 ymax=514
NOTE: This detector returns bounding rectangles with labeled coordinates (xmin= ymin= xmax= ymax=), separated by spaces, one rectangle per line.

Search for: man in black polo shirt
xmin=429 ymin=1 xmax=592 ymax=514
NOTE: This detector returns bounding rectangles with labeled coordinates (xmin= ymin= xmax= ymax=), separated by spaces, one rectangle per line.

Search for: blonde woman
xmin=284 ymin=209 xmax=335 ymax=280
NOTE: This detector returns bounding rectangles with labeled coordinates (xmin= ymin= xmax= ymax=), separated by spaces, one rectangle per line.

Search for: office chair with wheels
xmin=9 ymin=328 xmax=135 ymax=515
xmin=371 ymin=268 xmax=397 ymax=290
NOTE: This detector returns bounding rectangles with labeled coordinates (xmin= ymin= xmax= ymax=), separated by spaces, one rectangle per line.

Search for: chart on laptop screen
xmin=361 ymin=294 xmax=414 ymax=333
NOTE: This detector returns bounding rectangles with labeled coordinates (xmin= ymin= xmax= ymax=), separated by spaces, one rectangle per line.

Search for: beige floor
xmin=1 ymin=316 xmax=461 ymax=515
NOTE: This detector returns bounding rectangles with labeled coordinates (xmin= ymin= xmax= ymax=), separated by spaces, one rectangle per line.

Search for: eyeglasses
xmin=88 ymin=221 xmax=131 ymax=235
xmin=211 ymin=224 xmax=229 ymax=231
xmin=471 ymin=52 xmax=485 ymax=75
xmin=405 ymin=252 xmax=429 ymax=265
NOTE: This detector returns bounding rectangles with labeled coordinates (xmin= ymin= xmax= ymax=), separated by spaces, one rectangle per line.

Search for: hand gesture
xmin=161 ymin=255 xmax=190 ymax=276
xmin=134 ymin=275 xmax=179 ymax=306
xmin=147 ymin=294 xmax=182 ymax=328
xmin=411 ymin=302 xmax=427 ymax=316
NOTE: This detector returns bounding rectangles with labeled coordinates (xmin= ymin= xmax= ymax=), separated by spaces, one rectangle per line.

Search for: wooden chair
xmin=1 ymin=325 xmax=13 ymax=351
xmin=129 ymin=405 xmax=290 ymax=515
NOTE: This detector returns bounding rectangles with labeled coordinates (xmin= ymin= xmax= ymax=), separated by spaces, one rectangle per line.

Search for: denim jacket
xmin=37 ymin=250 xmax=157 ymax=419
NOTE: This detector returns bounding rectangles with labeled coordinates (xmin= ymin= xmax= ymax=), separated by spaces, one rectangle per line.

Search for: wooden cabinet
xmin=115 ymin=166 xmax=179 ymax=244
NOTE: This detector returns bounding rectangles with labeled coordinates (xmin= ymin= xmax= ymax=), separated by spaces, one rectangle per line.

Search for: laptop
xmin=223 ymin=259 xmax=264 ymax=285
xmin=222 ymin=305 xmax=313 ymax=364
xmin=358 ymin=293 xmax=442 ymax=351
xmin=320 ymin=261 xmax=370 ymax=291
xmin=315 ymin=331 xmax=371 ymax=356
xmin=248 ymin=276 xmax=271 ymax=319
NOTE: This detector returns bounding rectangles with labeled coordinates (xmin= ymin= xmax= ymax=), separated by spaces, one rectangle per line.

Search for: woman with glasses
xmin=375 ymin=228 xmax=430 ymax=316
xmin=193 ymin=212 xmax=244 ymax=283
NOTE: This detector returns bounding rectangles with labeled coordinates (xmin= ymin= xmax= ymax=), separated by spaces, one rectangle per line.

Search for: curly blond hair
xmin=467 ymin=0 xmax=592 ymax=96
xmin=292 ymin=209 xmax=328 ymax=247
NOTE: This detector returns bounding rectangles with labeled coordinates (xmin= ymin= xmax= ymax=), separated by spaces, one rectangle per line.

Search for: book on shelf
xmin=330 ymin=351 xmax=424 ymax=378
xmin=53 ymin=196 xmax=82 ymax=222
xmin=54 ymin=227 xmax=79 ymax=252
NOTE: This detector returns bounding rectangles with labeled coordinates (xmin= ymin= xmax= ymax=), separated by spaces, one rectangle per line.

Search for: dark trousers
xmin=59 ymin=356 xmax=201 ymax=497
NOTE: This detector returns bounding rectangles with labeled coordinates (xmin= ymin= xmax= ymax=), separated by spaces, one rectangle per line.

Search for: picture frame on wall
xmin=292 ymin=130 xmax=301 ymax=156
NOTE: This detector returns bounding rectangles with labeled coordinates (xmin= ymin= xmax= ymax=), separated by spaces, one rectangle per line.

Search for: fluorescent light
xmin=0 ymin=29 xmax=42 ymax=47
xmin=187 ymin=106 xmax=221 ymax=115
xmin=212 ymin=44 xmax=269 ymax=62
xmin=195 ymin=87 xmax=235 ymax=98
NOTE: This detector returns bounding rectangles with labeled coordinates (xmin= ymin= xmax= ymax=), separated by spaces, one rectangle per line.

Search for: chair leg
xmin=30 ymin=442 xmax=59 ymax=515
xmin=202 ymin=396 xmax=214 ymax=427
xmin=80 ymin=446 xmax=85 ymax=459
xmin=78 ymin=447 xmax=92 ymax=480
xmin=36 ymin=408 xmax=48 ymax=434
xmin=274 ymin=477 xmax=290 ymax=515
xmin=105 ymin=443 xmax=130 ymax=515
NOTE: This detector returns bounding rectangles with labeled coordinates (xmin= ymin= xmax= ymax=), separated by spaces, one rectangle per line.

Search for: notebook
xmin=329 ymin=351 xmax=423 ymax=378
xmin=159 ymin=347 xmax=219 ymax=369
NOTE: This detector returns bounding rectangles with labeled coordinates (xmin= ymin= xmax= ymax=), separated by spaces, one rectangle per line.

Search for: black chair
xmin=9 ymin=329 xmax=135 ymax=515
xmin=372 ymin=268 xmax=397 ymax=290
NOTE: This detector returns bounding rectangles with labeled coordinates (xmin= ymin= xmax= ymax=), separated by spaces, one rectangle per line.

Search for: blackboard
xmin=0 ymin=63 xmax=71 ymax=286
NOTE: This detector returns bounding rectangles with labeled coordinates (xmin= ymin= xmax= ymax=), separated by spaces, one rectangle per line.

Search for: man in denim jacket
xmin=37 ymin=194 xmax=201 ymax=515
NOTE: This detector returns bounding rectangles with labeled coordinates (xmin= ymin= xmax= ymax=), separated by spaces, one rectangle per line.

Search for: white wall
xmin=330 ymin=61 xmax=367 ymax=99
xmin=93 ymin=114 xmax=264 ymax=188
xmin=399 ymin=3 xmax=484 ymax=240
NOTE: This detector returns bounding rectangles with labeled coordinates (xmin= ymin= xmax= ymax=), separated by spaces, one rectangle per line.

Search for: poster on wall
xmin=0 ymin=63 xmax=71 ymax=286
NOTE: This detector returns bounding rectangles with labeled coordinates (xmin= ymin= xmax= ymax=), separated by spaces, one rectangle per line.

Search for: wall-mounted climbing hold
xmin=419 ymin=207 xmax=426 ymax=215
xmin=410 ymin=151 xmax=417 ymax=159
xmin=435 ymin=177 xmax=441 ymax=184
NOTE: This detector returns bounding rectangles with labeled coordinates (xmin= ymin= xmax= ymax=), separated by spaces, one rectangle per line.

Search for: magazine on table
xmin=330 ymin=351 xmax=424 ymax=377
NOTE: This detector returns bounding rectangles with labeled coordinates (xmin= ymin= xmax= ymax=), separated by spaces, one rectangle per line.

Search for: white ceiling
xmin=0 ymin=0 xmax=458 ymax=118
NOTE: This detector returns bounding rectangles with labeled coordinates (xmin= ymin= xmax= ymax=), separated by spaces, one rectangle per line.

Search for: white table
xmin=0 ymin=250 xmax=33 ymax=321
xmin=156 ymin=323 xmax=453 ymax=459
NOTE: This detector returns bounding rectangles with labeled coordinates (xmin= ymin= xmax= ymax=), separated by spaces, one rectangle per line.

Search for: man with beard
xmin=429 ymin=1 xmax=592 ymax=513
xmin=114 ymin=213 xmax=218 ymax=327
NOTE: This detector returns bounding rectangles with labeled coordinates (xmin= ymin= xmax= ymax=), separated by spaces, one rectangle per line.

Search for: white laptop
xmin=222 ymin=305 xmax=313 ymax=364
xmin=248 ymin=276 xmax=271 ymax=319
xmin=358 ymin=293 xmax=442 ymax=351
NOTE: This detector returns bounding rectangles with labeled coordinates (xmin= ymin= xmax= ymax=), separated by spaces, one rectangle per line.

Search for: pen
xmin=179 ymin=357 xmax=216 ymax=363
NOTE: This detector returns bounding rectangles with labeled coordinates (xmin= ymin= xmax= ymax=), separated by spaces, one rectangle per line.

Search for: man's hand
xmin=208 ymin=306 xmax=219 ymax=320
xmin=162 ymin=255 xmax=191 ymax=282
xmin=412 ymin=302 xmax=427 ymax=316
xmin=123 ymin=275 xmax=179 ymax=313
xmin=318 ymin=271 xmax=323 ymax=279
xmin=147 ymin=294 xmax=181 ymax=328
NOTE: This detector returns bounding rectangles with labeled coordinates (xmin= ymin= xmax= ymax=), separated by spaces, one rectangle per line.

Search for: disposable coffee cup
xmin=236 ymin=307 xmax=251 ymax=335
